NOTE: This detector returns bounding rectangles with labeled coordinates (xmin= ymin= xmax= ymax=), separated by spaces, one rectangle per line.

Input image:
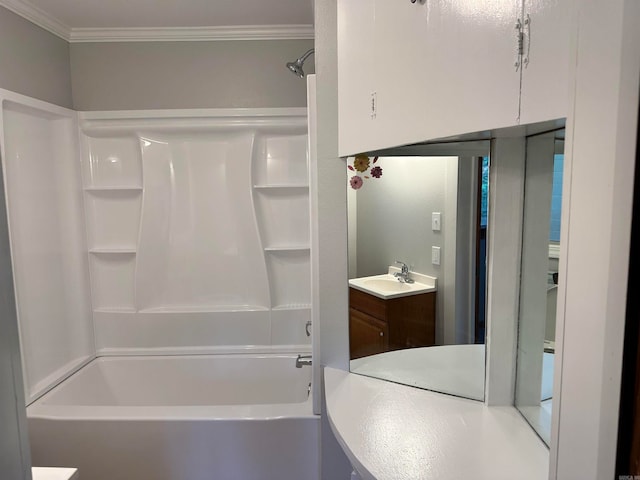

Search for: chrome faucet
xmin=394 ymin=261 xmax=414 ymax=283
xmin=295 ymin=354 xmax=312 ymax=368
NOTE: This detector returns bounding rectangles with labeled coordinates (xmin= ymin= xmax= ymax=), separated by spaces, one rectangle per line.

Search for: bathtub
xmin=27 ymin=354 xmax=319 ymax=480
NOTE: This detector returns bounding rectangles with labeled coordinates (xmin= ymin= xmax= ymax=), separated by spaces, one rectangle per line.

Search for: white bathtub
xmin=27 ymin=354 xmax=319 ymax=480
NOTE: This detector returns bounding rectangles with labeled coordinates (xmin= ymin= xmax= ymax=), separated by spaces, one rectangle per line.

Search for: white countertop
xmin=32 ymin=467 xmax=79 ymax=480
xmin=348 ymin=268 xmax=436 ymax=300
xmin=325 ymin=367 xmax=549 ymax=480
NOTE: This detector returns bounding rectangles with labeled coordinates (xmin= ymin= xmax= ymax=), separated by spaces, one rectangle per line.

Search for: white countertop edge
xmin=32 ymin=467 xmax=79 ymax=480
xmin=324 ymin=367 xmax=549 ymax=480
xmin=348 ymin=280 xmax=436 ymax=300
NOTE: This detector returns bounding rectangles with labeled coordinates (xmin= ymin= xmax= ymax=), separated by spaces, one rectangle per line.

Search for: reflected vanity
xmin=347 ymin=149 xmax=490 ymax=401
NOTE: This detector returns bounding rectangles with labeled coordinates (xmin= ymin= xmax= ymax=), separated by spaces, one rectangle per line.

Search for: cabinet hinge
xmin=523 ymin=14 xmax=531 ymax=68
xmin=518 ymin=30 xmax=524 ymax=56
xmin=515 ymin=18 xmax=524 ymax=71
xmin=515 ymin=14 xmax=532 ymax=71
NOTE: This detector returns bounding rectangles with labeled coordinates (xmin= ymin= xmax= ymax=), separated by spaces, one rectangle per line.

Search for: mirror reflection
xmin=515 ymin=130 xmax=565 ymax=444
xmin=347 ymin=151 xmax=489 ymax=401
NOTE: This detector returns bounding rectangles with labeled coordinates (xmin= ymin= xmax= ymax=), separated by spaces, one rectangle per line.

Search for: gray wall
xmin=0 ymin=5 xmax=311 ymax=112
xmin=0 ymin=6 xmax=72 ymax=108
xmin=353 ymin=156 xmax=454 ymax=279
xmin=70 ymin=40 xmax=314 ymax=110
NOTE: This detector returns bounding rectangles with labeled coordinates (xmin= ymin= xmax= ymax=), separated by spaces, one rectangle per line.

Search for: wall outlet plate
xmin=432 ymin=246 xmax=441 ymax=266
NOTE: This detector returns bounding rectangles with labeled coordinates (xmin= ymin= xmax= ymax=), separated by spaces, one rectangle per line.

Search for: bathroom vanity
xmin=348 ymin=270 xmax=436 ymax=360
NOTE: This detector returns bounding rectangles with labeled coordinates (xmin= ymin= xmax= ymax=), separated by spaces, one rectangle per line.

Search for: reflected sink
xmin=363 ymin=278 xmax=412 ymax=293
xmin=349 ymin=268 xmax=437 ymax=300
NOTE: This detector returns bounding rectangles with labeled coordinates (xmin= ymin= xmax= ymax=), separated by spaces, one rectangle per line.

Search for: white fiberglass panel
xmin=83 ymin=136 xmax=142 ymax=188
xmin=92 ymin=310 xmax=272 ymax=353
xmin=271 ymin=308 xmax=312 ymax=346
xmin=1 ymin=101 xmax=93 ymax=402
xmin=38 ymin=355 xmax=311 ymax=407
xmin=135 ymin=132 xmax=269 ymax=310
xmin=254 ymin=134 xmax=309 ymax=186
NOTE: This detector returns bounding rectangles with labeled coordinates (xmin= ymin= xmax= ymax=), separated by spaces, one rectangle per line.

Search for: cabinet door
xmin=349 ymin=308 xmax=388 ymax=360
xmin=421 ymin=0 xmax=522 ymax=138
xmin=337 ymin=0 xmax=377 ymax=157
xmin=519 ymin=0 xmax=572 ymax=124
xmin=372 ymin=0 xmax=431 ymax=151
xmin=373 ymin=0 xmax=522 ymax=151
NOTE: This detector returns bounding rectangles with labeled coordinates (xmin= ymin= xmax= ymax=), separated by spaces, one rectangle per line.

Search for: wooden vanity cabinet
xmin=349 ymin=287 xmax=436 ymax=360
xmin=349 ymin=308 xmax=388 ymax=359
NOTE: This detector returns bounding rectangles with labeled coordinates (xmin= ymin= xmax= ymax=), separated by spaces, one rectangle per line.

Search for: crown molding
xmin=0 ymin=2 xmax=314 ymax=43
xmin=68 ymin=24 xmax=314 ymax=43
xmin=0 ymin=0 xmax=70 ymax=40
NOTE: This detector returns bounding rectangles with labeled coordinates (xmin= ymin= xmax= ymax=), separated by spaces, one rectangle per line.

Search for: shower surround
xmin=0 ymin=95 xmax=312 ymax=401
xmin=81 ymin=110 xmax=312 ymax=358
xmin=0 ymin=89 xmax=316 ymax=480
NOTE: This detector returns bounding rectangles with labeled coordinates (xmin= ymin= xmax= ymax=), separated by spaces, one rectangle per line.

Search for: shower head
xmin=286 ymin=48 xmax=315 ymax=78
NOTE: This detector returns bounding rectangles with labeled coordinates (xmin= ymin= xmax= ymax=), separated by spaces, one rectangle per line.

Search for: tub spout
xmin=295 ymin=354 xmax=312 ymax=368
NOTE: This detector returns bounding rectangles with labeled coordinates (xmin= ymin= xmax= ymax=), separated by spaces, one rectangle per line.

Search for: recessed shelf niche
xmin=82 ymin=134 xmax=143 ymax=314
xmin=252 ymin=132 xmax=311 ymax=314
xmin=254 ymin=189 xmax=310 ymax=248
xmin=265 ymin=236 xmax=311 ymax=310
xmin=89 ymin=253 xmax=136 ymax=312
xmin=84 ymin=190 xmax=141 ymax=251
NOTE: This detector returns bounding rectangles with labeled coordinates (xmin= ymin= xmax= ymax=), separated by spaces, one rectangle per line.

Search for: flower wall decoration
xmin=347 ymin=155 xmax=382 ymax=190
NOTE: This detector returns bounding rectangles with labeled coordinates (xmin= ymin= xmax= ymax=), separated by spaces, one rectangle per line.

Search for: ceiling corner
xmin=0 ymin=0 xmax=70 ymax=41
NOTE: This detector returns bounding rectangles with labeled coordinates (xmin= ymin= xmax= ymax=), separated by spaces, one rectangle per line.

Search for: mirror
xmin=347 ymin=147 xmax=490 ymax=401
xmin=515 ymin=130 xmax=565 ymax=444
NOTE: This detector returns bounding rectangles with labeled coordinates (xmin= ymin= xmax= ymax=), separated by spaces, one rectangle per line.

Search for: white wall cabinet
xmin=519 ymin=0 xmax=571 ymax=125
xmin=337 ymin=0 xmax=376 ymax=156
xmin=338 ymin=0 xmax=570 ymax=156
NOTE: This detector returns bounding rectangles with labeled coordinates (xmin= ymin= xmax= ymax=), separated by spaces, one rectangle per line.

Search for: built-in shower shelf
xmin=253 ymin=184 xmax=309 ymax=190
xmin=272 ymin=305 xmax=312 ymax=311
xmin=89 ymin=248 xmax=137 ymax=254
xmin=84 ymin=186 xmax=143 ymax=192
xmin=93 ymin=307 xmax=137 ymax=314
xmin=138 ymin=305 xmax=270 ymax=313
xmin=264 ymin=246 xmax=310 ymax=252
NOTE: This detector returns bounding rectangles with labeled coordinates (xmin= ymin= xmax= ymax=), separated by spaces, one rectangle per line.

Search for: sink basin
xmin=363 ymin=278 xmax=412 ymax=293
xmin=348 ymin=269 xmax=437 ymax=300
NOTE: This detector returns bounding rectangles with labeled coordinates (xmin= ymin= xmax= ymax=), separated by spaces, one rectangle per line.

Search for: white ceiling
xmin=0 ymin=0 xmax=314 ymax=41
xmin=19 ymin=0 xmax=313 ymax=28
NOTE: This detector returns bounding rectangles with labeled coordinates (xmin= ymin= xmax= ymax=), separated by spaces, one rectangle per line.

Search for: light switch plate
xmin=432 ymin=212 xmax=441 ymax=231
xmin=432 ymin=246 xmax=441 ymax=266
